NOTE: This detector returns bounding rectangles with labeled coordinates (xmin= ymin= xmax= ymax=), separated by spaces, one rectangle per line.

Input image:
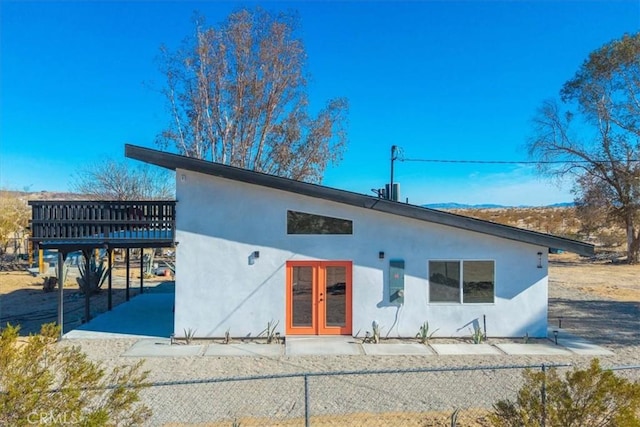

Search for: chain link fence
xmin=9 ymin=363 xmax=638 ymax=426
xmin=141 ymin=363 xmax=640 ymax=426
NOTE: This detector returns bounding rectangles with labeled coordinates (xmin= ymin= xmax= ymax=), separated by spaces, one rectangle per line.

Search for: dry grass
xmin=549 ymin=252 xmax=640 ymax=302
xmin=450 ymin=206 xmax=628 ymax=250
xmin=164 ymin=410 xmax=492 ymax=426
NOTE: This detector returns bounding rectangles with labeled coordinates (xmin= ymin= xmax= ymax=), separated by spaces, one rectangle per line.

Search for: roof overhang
xmin=125 ymin=144 xmax=595 ymax=257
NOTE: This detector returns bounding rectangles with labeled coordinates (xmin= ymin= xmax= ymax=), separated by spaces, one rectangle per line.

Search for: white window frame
xmin=428 ymin=259 xmax=496 ymax=305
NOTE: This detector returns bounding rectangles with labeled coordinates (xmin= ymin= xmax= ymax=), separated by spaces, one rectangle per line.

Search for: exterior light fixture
xmin=379 ymin=251 xmax=385 ymax=259
xmin=537 ymin=252 xmax=543 ymax=268
xmin=253 ymin=251 xmax=260 ymax=259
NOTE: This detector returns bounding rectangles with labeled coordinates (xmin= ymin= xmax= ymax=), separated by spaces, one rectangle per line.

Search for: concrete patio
xmin=63 ymin=292 xmax=615 ymax=358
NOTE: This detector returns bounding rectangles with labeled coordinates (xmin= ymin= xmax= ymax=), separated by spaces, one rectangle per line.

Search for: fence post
xmin=541 ymin=364 xmax=546 ymax=427
xmin=304 ymin=374 xmax=310 ymax=427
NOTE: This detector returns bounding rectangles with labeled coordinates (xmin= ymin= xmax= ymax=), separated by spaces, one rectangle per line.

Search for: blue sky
xmin=1 ymin=1 xmax=638 ymax=205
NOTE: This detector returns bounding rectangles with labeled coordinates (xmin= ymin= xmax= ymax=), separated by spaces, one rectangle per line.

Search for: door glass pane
xmin=292 ymin=266 xmax=313 ymax=327
xmin=324 ymin=266 xmax=346 ymax=327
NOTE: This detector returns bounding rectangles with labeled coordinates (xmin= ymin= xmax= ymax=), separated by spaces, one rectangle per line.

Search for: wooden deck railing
xmin=29 ymin=200 xmax=176 ymax=244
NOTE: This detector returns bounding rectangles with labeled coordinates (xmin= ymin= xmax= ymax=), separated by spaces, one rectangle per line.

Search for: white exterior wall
xmin=175 ymin=169 xmax=549 ymax=339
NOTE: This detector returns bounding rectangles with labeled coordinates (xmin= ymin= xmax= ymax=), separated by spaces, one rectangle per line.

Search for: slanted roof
xmin=125 ymin=144 xmax=595 ymax=256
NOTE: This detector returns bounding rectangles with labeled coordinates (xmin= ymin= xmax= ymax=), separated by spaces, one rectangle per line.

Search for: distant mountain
xmin=423 ymin=202 xmax=575 ymax=209
xmin=544 ymin=202 xmax=575 ymax=208
xmin=423 ymin=202 xmax=505 ymax=209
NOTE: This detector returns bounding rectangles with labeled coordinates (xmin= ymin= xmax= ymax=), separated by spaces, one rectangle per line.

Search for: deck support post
xmin=107 ymin=248 xmax=112 ymax=310
xmin=84 ymin=250 xmax=91 ymax=327
xmin=126 ymin=248 xmax=130 ymax=301
xmin=57 ymin=251 xmax=66 ymax=341
xmin=140 ymin=248 xmax=144 ymax=294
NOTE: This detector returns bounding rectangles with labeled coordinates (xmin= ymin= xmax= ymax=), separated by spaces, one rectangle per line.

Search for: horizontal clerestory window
xmin=429 ymin=260 xmax=495 ymax=304
xmin=287 ymin=210 xmax=353 ymax=235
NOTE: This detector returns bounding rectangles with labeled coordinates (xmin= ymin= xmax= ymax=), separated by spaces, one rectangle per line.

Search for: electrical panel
xmin=389 ymin=259 xmax=405 ymax=305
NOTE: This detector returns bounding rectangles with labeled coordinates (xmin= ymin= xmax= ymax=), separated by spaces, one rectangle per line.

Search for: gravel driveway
xmin=64 ymin=269 xmax=639 ymax=426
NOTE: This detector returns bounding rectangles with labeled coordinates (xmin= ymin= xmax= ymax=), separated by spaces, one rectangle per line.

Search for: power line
xmin=400 ymin=157 xmax=640 ymax=165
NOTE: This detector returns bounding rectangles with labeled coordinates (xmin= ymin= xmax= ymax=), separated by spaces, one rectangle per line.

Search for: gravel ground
xmin=61 ymin=270 xmax=639 ymax=426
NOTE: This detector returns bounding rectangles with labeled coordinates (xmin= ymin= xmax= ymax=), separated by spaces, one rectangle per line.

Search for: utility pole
xmin=390 ymin=145 xmax=398 ymax=200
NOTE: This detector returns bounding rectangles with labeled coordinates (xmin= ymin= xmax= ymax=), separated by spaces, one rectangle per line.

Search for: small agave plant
xmin=361 ymin=321 xmax=383 ymax=344
xmin=259 ymin=320 xmax=280 ymax=344
xmin=183 ymin=328 xmax=197 ymax=345
xmin=77 ymin=249 xmax=110 ymax=296
xmin=470 ymin=325 xmax=485 ymax=344
xmin=416 ymin=321 xmax=439 ymax=344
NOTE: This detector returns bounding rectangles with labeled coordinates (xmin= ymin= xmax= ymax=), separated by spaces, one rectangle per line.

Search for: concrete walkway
xmin=63 ymin=292 xmax=174 ymax=340
xmin=62 ymin=292 xmax=614 ymax=357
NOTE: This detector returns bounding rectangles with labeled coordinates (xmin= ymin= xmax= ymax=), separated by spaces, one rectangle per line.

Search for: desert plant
xmin=470 ymin=325 xmax=485 ymax=344
xmin=489 ymin=359 xmax=640 ymax=427
xmin=42 ymin=276 xmax=58 ymax=292
xmin=0 ymin=323 xmax=151 ymax=426
xmin=77 ymin=249 xmax=110 ymax=296
xmin=362 ymin=321 xmax=382 ymax=344
xmin=142 ymin=249 xmax=155 ymax=276
xmin=258 ymin=320 xmax=280 ymax=344
xmin=416 ymin=321 xmax=439 ymax=344
xmin=372 ymin=321 xmax=381 ymax=343
xmin=183 ymin=328 xmax=197 ymax=345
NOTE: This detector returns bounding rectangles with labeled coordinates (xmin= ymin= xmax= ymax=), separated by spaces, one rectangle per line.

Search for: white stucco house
xmin=126 ymin=144 xmax=594 ymax=339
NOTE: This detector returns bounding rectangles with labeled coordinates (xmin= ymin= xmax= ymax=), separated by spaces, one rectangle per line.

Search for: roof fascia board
xmin=125 ymin=144 xmax=594 ymax=256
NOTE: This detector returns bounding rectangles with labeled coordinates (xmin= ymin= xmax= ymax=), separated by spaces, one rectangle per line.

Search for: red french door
xmin=286 ymin=261 xmax=352 ymax=335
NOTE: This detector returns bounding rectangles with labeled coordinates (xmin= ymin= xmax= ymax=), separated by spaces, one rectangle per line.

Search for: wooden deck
xmin=29 ymin=200 xmax=176 ymax=250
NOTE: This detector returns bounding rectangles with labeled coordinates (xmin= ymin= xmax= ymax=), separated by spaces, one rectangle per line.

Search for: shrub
xmin=489 ymin=359 xmax=640 ymax=427
xmin=0 ymin=323 xmax=151 ymax=426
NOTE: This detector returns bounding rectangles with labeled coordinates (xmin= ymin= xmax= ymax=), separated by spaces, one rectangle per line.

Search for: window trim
xmin=428 ymin=259 xmax=496 ymax=305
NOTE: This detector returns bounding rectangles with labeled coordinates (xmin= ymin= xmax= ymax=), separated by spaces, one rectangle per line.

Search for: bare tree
xmin=156 ymin=8 xmax=348 ymax=183
xmin=0 ymin=191 xmax=30 ymax=255
xmin=72 ymin=159 xmax=174 ymax=201
xmin=528 ymin=33 xmax=640 ymax=263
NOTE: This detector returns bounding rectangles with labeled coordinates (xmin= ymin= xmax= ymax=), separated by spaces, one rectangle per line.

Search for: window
xmin=287 ymin=210 xmax=353 ymax=235
xmin=462 ymin=261 xmax=494 ymax=303
xmin=429 ymin=260 xmax=494 ymax=304
xmin=428 ymin=261 xmax=460 ymax=303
